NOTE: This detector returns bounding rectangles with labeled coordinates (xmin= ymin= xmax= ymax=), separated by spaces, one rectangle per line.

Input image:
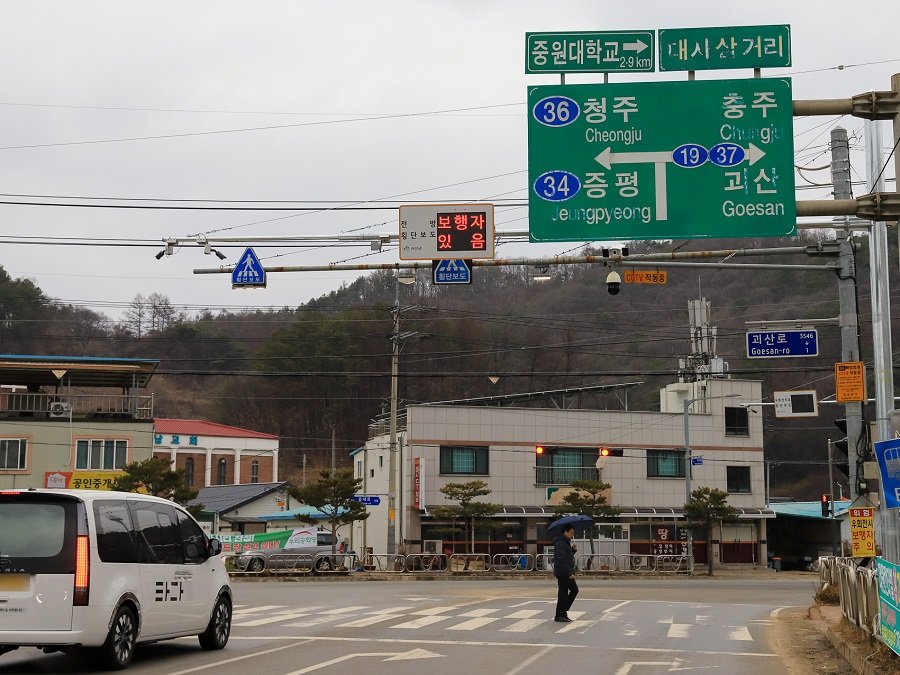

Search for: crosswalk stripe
xmin=320 ymin=606 xmax=369 ymax=615
xmin=234 ymin=612 xmax=312 ymax=627
xmin=447 ymin=617 xmax=501 ymax=631
xmin=458 ymin=608 xmax=501 ymax=618
xmin=410 ymin=605 xmax=460 ymax=616
xmin=726 ymin=626 xmax=754 ymax=641
xmin=391 ymin=615 xmax=453 ymax=629
xmin=233 ymin=605 xmax=288 ymax=615
xmin=284 ymin=615 xmax=359 ymax=628
xmin=667 ymin=624 xmax=691 ymax=638
xmin=566 ymin=611 xmax=586 ymax=620
xmin=366 ymin=606 xmax=414 ymax=615
xmin=501 ymin=618 xmax=547 ymax=632
xmin=504 ymin=609 xmax=542 ymax=619
xmin=335 ymin=614 xmax=406 ymax=628
xmin=555 ymin=620 xmax=592 ymax=634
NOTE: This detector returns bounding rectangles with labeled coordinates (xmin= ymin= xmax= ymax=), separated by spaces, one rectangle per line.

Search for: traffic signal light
xmin=535 ymin=445 xmax=545 ymax=455
xmin=821 ymin=493 xmax=832 ymax=517
xmin=599 ymin=447 xmax=624 ymax=458
xmin=833 ymin=419 xmax=850 ymax=478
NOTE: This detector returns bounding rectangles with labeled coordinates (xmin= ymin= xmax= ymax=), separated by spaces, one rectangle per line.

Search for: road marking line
xmin=615 ymin=646 xmax=776 ymax=657
xmin=166 ymin=638 xmax=313 ymax=674
xmin=502 ymin=645 xmax=556 ymax=675
xmin=603 ymin=600 xmax=631 ymax=614
xmin=566 ymin=611 xmax=585 ymax=620
xmin=392 ymin=615 xmax=453 ymax=629
xmin=501 ymin=619 xmax=546 ymax=632
xmin=667 ymin=624 xmax=691 ymax=638
xmin=555 ymin=619 xmax=593 ymax=634
xmin=336 ymin=614 xmax=406 ymax=628
xmin=505 ymin=609 xmax=542 ymax=619
xmin=285 ymin=615 xmax=358 ymax=628
xmin=447 ymin=617 xmax=501 ymax=631
xmin=232 ymin=604 xmax=288 ymax=615
xmin=320 ymin=605 xmax=369 ymax=615
xmin=367 ymin=606 xmax=414 ymax=614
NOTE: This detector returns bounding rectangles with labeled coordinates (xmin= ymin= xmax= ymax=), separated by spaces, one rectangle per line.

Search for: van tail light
xmin=73 ymin=535 xmax=90 ymax=606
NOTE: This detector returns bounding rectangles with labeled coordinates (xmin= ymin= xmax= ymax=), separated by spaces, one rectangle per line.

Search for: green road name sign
xmin=527 ymin=78 xmax=796 ymax=242
xmin=526 ymin=31 xmax=655 ymax=73
xmin=659 ymin=25 xmax=791 ymax=71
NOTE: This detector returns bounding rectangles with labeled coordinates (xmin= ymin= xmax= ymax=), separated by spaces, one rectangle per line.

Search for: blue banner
xmin=877 ymin=558 xmax=900 ymax=656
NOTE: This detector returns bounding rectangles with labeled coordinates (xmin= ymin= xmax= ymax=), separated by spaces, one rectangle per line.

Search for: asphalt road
xmin=0 ymin=576 xmax=822 ymax=675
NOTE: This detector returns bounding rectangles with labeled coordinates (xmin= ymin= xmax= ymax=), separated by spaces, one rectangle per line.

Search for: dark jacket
xmin=553 ymin=535 xmax=576 ymax=578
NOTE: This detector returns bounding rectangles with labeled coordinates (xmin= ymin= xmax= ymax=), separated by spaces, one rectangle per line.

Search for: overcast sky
xmin=1 ymin=1 xmax=898 ymax=322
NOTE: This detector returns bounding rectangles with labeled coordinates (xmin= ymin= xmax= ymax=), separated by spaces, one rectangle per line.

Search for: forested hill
xmin=2 ymin=230 xmax=896 ymax=499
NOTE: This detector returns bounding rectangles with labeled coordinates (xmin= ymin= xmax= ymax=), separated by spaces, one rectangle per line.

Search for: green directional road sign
xmin=659 ymin=25 xmax=791 ymax=71
xmin=527 ymin=78 xmax=796 ymax=242
xmin=526 ymin=31 xmax=655 ymax=73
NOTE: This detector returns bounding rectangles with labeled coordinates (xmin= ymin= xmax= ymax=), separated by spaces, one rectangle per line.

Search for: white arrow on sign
xmin=593 ymin=142 xmax=768 ymax=222
xmin=623 ymin=39 xmax=649 ymax=53
xmin=286 ymin=648 xmax=443 ymax=674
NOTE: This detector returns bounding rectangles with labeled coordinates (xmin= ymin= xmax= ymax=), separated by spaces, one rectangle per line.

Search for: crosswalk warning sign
xmin=232 ymin=247 xmax=267 ymax=289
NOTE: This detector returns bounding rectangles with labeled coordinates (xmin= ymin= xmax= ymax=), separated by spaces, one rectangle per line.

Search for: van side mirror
xmin=208 ymin=538 xmax=222 ymax=556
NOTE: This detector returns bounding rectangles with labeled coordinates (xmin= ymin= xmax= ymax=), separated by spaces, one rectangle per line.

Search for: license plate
xmin=0 ymin=574 xmax=28 ymax=592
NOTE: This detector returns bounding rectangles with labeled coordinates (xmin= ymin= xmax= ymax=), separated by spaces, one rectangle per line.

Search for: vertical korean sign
xmin=877 ymin=558 xmax=900 ymax=656
xmin=413 ymin=458 xmax=422 ymax=510
xmin=849 ymin=507 xmax=876 ymax=557
xmin=527 ymin=78 xmax=795 ymax=241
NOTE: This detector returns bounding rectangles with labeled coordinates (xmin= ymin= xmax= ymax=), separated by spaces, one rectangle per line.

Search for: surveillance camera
xmin=606 ymin=270 xmax=622 ymax=295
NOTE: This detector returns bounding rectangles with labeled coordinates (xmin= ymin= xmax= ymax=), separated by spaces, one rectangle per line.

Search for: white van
xmin=0 ymin=489 xmax=232 ymax=670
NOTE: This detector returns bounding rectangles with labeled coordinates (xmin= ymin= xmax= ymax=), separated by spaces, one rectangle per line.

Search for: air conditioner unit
xmin=49 ymin=402 xmax=71 ymax=418
xmin=423 ymin=539 xmax=442 ymax=555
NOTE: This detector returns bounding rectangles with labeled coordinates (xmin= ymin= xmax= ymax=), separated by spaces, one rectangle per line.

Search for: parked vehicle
xmin=0 ymin=489 xmax=231 ymax=670
xmin=234 ymin=530 xmax=342 ymax=572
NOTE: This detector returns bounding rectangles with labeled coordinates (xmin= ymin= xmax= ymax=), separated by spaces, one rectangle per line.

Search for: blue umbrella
xmin=547 ymin=514 xmax=594 ymax=531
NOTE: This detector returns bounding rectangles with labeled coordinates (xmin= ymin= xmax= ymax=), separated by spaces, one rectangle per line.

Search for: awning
xmin=422 ymin=505 xmax=775 ymax=520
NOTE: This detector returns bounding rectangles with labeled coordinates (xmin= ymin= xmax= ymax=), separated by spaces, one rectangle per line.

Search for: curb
xmin=811 ymin=606 xmax=896 ymax=675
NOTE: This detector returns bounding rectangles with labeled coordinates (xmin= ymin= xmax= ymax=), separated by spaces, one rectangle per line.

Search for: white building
xmin=352 ymin=377 xmax=773 ymax=568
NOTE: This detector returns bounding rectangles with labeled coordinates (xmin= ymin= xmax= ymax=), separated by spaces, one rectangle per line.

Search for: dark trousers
xmin=555 ymin=575 xmax=578 ymax=618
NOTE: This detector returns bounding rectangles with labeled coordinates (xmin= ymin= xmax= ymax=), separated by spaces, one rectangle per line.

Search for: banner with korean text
xmin=877 ymin=557 xmax=900 ymax=656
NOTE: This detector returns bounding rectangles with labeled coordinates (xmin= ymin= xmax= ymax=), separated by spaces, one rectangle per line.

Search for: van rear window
xmin=0 ymin=495 xmax=76 ymax=574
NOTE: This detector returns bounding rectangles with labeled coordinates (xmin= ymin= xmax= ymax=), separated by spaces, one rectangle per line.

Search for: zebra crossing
xmin=231 ymin=602 xmax=757 ymax=641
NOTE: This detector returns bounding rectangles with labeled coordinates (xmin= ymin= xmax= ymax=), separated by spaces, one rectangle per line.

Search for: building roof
xmin=0 ymin=354 xmax=159 ymax=388
xmin=260 ymin=505 xmax=349 ymax=521
xmin=768 ymin=500 xmax=852 ymax=520
xmin=189 ymin=482 xmax=288 ymax=515
xmin=154 ymin=419 xmax=279 ymax=440
xmin=422 ymin=505 xmax=776 ymax=519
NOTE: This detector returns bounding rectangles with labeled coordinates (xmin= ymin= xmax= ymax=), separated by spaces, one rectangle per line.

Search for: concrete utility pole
xmin=830 ymin=128 xmax=866 ymax=504
xmin=387 ymin=278 xmax=401 ymax=555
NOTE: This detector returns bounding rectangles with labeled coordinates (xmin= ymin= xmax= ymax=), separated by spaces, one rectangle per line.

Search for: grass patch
xmin=814 ymin=583 xmax=840 ymax=605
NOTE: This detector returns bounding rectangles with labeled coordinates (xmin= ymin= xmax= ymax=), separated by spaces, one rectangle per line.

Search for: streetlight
xmin=387 ymin=268 xmax=417 ymax=554
xmin=683 ymin=393 xmax=740 ymax=564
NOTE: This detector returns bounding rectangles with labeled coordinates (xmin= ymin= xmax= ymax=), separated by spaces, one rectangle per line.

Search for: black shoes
xmin=554 ymin=616 xmax=572 ymax=622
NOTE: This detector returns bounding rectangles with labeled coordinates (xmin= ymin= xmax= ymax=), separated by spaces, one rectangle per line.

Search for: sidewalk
xmin=810 ymin=603 xmax=900 ymax=675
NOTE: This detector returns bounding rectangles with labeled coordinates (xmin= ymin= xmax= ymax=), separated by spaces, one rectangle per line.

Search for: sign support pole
xmin=828 ymin=439 xmax=838 ymax=556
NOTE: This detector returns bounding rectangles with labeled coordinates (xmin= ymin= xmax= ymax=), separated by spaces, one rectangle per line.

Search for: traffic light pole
xmin=828 ymin=439 xmax=838 ymax=556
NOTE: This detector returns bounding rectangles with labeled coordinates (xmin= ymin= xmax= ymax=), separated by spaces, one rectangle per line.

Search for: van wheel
xmin=98 ymin=606 xmax=137 ymax=670
xmin=315 ymin=557 xmax=334 ymax=572
xmin=199 ymin=595 xmax=231 ymax=650
xmin=248 ymin=558 xmax=264 ymax=573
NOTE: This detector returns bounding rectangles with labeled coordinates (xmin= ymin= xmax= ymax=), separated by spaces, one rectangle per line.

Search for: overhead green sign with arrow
xmin=526 ymin=30 xmax=655 ymax=73
xmin=527 ymin=77 xmax=796 ymax=242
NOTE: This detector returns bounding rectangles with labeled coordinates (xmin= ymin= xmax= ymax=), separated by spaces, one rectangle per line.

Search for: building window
xmin=379 ymin=455 xmax=384 ymax=468
xmin=76 ymin=440 xmax=127 ymax=470
xmin=0 ymin=439 xmax=27 ymax=470
xmin=647 ymin=449 xmax=685 ymax=478
xmin=185 ymin=458 xmax=195 ymax=488
xmin=370 ymin=468 xmax=374 ymax=478
xmin=216 ymin=458 xmax=227 ymax=485
xmin=251 ymin=460 xmax=259 ymax=484
xmin=725 ymin=407 xmax=750 ymax=436
xmin=357 ymin=460 xmax=362 ymax=476
xmin=727 ymin=466 xmax=751 ymax=493
xmin=534 ymin=446 xmax=599 ymax=484
xmin=440 ymin=445 xmax=489 ymax=475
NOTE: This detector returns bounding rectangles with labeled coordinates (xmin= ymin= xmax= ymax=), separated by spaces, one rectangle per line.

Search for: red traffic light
xmin=599 ymin=447 xmax=624 ymax=457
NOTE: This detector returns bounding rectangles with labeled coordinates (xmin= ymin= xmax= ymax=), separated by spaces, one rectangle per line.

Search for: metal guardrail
xmin=820 ymin=556 xmax=880 ymax=639
xmin=226 ymin=552 xmax=695 ymax=576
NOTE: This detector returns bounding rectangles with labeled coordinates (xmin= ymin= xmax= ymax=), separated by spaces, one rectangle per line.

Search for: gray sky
xmin=1 ymin=1 xmax=897 ymax=322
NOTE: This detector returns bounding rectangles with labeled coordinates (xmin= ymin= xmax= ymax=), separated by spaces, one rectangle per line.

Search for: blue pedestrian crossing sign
xmin=232 ymin=247 xmax=267 ymax=289
xmin=432 ymin=259 xmax=472 ymax=285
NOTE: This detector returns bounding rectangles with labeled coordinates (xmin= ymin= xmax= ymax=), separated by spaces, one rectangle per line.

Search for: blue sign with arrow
xmin=746 ymin=329 xmax=818 ymax=358
xmin=432 ymin=259 xmax=472 ymax=285
xmin=232 ymin=247 xmax=266 ymax=288
xmin=350 ymin=495 xmax=381 ymax=506
xmin=875 ymin=439 xmax=900 ymax=510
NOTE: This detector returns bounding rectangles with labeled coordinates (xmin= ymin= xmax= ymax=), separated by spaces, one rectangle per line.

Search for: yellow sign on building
xmin=44 ymin=471 xmax=125 ymax=490
xmin=835 ymin=361 xmax=866 ymax=403
xmin=849 ymin=507 xmax=876 ymax=557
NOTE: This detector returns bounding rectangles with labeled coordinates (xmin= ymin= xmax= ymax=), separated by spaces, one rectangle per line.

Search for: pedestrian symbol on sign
xmin=232 ymin=247 xmax=267 ymax=289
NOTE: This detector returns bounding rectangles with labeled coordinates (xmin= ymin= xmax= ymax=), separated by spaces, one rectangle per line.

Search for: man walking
xmin=553 ymin=524 xmax=578 ymax=622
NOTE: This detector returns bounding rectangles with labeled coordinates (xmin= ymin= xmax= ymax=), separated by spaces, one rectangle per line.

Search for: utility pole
xmin=828 ymin=439 xmax=839 ymax=556
xmin=387 ymin=275 xmax=401 ymax=555
xmin=830 ymin=128 xmax=865 ymax=504
xmin=331 ymin=425 xmax=336 ymax=471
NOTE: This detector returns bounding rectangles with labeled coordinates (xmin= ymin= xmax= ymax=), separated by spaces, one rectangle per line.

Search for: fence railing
xmin=226 ymin=552 xmax=694 ymax=576
xmin=819 ymin=556 xmax=880 ymax=639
